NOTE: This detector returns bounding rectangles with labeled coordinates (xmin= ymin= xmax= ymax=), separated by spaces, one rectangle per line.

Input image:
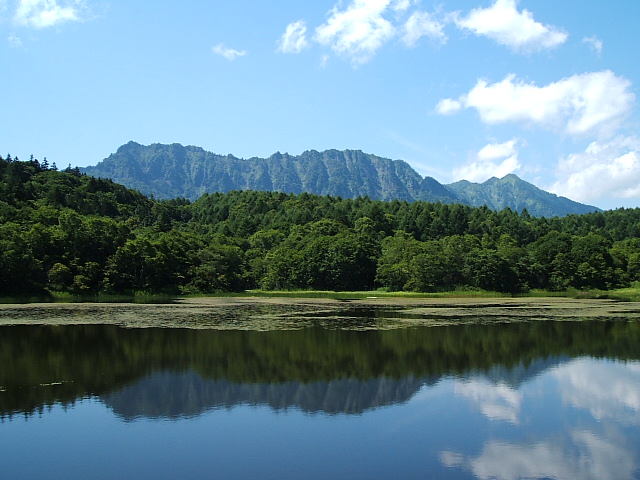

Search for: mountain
xmin=83 ymin=141 xmax=457 ymax=203
xmin=82 ymin=142 xmax=599 ymax=217
xmin=447 ymin=174 xmax=598 ymax=217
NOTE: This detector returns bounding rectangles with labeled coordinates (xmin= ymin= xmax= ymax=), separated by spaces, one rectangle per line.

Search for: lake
xmin=1 ymin=298 xmax=640 ymax=479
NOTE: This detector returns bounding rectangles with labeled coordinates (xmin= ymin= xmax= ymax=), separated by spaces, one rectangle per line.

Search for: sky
xmin=1 ymin=0 xmax=640 ymax=210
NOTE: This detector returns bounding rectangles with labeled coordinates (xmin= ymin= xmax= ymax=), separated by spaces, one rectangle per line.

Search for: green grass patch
xmin=525 ymin=285 xmax=640 ymax=302
xmin=242 ymin=289 xmax=513 ymax=300
xmin=595 ymin=284 xmax=640 ymax=302
xmin=6 ymin=286 xmax=640 ymax=304
xmin=241 ymin=287 xmax=640 ymax=301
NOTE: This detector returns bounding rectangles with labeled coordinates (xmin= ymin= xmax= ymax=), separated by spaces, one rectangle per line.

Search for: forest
xmin=2 ymin=154 xmax=640 ymax=296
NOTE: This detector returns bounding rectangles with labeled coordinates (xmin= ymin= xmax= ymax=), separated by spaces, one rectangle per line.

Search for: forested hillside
xmin=2 ymin=154 xmax=639 ymax=296
xmin=82 ymin=142 xmax=598 ymax=217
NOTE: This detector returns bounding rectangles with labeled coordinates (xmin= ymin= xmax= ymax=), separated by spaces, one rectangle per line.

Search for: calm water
xmin=1 ymin=315 xmax=640 ymax=479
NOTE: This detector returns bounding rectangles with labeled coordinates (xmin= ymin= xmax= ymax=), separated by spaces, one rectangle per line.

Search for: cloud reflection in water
xmin=455 ymin=379 xmax=522 ymax=424
xmin=442 ymin=358 xmax=640 ymax=480
xmin=554 ymin=359 xmax=640 ymax=423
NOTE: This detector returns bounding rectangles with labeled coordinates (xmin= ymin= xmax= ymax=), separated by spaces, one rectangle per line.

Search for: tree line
xmin=2 ymin=154 xmax=640 ymax=296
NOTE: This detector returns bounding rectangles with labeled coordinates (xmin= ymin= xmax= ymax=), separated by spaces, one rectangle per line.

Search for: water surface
xmin=1 ymin=304 xmax=639 ymax=479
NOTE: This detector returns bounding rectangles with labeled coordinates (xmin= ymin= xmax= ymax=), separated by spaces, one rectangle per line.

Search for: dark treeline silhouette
xmin=2 ymin=154 xmax=640 ymax=295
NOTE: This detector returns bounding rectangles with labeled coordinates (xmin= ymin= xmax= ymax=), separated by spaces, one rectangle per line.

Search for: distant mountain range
xmin=82 ymin=142 xmax=600 ymax=217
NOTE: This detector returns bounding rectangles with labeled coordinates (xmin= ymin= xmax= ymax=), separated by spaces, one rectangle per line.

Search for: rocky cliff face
xmin=82 ymin=142 xmax=599 ymax=216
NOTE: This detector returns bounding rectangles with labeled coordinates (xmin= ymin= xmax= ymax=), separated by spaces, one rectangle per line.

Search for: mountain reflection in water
xmin=103 ymin=372 xmax=430 ymax=419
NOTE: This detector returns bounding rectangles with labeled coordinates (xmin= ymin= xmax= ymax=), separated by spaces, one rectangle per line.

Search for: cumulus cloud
xmin=437 ymin=71 xmax=634 ymax=137
xmin=435 ymin=97 xmax=462 ymax=115
xmin=212 ymin=43 xmax=246 ymax=61
xmin=14 ymin=0 xmax=83 ymax=28
xmin=455 ymin=0 xmax=567 ymax=53
xmin=477 ymin=139 xmax=518 ymax=161
xmin=392 ymin=0 xmax=410 ymax=12
xmin=281 ymin=0 xmax=447 ymax=64
xmin=278 ymin=20 xmax=309 ymax=54
xmin=401 ymin=10 xmax=446 ymax=46
xmin=550 ymin=136 xmax=640 ymax=204
xmin=314 ymin=0 xmax=397 ymax=65
xmin=453 ymin=139 xmax=521 ymax=182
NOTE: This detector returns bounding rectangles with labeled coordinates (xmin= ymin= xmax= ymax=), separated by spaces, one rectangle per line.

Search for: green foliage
xmin=3 ymin=154 xmax=640 ymax=296
xmin=48 ymin=263 xmax=73 ymax=291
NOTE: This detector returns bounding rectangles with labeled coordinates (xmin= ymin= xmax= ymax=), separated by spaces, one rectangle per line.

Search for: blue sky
xmin=1 ymin=0 xmax=639 ymax=210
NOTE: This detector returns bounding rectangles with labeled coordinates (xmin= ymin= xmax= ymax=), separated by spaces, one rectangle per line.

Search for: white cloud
xmin=212 ymin=43 xmax=246 ymax=61
xmin=583 ymin=35 xmax=603 ymax=56
xmin=438 ymin=71 xmax=634 ymax=138
xmin=435 ymin=97 xmax=462 ymax=115
xmin=314 ymin=0 xmax=397 ymax=65
xmin=278 ymin=20 xmax=309 ymax=54
xmin=287 ymin=0 xmax=446 ymax=65
xmin=453 ymin=139 xmax=521 ymax=182
xmin=550 ymin=136 xmax=640 ymax=204
xmin=14 ymin=0 xmax=83 ymax=29
xmin=455 ymin=0 xmax=567 ymax=53
xmin=392 ymin=0 xmax=411 ymax=12
xmin=477 ymin=139 xmax=518 ymax=161
xmin=402 ymin=10 xmax=446 ymax=46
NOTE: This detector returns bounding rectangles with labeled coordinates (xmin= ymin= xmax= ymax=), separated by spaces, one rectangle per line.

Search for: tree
xmin=463 ymin=248 xmax=520 ymax=293
xmin=570 ymin=234 xmax=616 ymax=289
xmin=0 ymin=223 xmax=44 ymax=294
xmin=104 ymin=237 xmax=156 ymax=293
xmin=70 ymin=262 xmax=103 ymax=294
xmin=186 ymin=243 xmax=245 ymax=293
xmin=48 ymin=263 xmax=73 ymax=291
xmin=405 ymin=241 xmax=451 ymax=292
xmin=529 ymin=231 xmax=572 ymax=289
xmin=376 ymin=232 xmax=425 ymax=291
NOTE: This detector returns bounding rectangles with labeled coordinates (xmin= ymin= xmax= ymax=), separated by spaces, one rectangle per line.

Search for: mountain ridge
xmin=82 ymin=141 xmax=599 ymax=217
